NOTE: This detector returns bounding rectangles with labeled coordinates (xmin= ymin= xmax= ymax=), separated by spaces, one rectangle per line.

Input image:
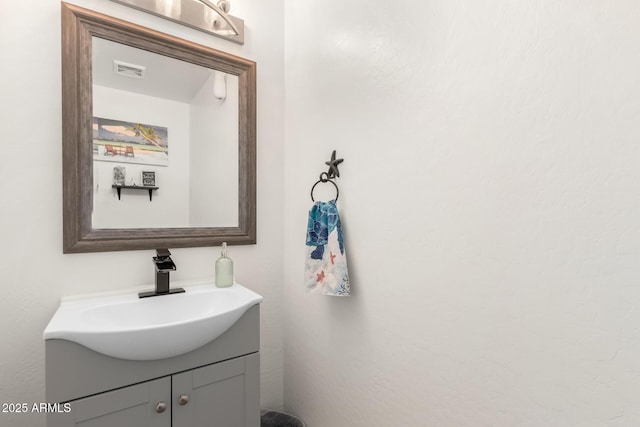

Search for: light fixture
xmin=199 ymin=0 xmax=239 ymax=36
xmin=109 ymin=0 xmax=245 ymax=44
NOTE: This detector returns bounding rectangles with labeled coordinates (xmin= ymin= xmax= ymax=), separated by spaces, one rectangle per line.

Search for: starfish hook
xmin=325 ymin=150 xmax=344 ymax=179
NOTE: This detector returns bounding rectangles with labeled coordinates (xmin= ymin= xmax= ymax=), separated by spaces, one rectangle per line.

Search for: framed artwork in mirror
xmin=113 ymin=166 xmax=126 ymax=186
xmin=142 ymin=171 xmax=156 ymax=187
xmin=93 ymin=117 xmax=169 ymax=166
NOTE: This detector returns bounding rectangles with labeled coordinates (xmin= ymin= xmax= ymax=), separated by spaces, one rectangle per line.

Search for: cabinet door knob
xmin=178 ymin=394 xmax=190 ymax=406
xmin=155 ymin=402 xmax=167 ymax=413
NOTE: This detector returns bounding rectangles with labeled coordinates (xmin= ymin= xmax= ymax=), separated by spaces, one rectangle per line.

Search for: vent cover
xmin=113 ymin=60 xmax=146 ymax=79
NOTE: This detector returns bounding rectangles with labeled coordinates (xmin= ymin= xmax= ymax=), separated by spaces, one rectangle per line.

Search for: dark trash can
xmin=260 ymin=409 xmax=306 ymax=427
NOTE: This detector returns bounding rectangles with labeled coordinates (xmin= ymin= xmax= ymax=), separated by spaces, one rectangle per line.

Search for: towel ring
xmin=310 ymin=172 xmax=339 ymax=202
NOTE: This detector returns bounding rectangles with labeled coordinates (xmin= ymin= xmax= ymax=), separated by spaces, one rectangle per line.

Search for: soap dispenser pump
xmin=215 ymin=242 xmax=234 ymax=287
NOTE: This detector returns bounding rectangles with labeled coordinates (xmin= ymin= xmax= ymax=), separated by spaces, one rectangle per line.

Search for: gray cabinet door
xmin=48 ymin=377 xmax=171 ymax=427
xmin=172 ymin=353 xmax=260 ymax=427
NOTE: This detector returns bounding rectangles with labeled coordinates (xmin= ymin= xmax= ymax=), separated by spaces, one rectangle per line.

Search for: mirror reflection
xmin=91 ymin=37 xmax=239 ymax=229
xmin=62 ymin=2 xmax=256 ymax=253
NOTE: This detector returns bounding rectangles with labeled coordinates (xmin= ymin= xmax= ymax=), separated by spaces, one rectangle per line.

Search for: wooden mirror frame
xmin=62 ymin=2 xmax=256 ymax=253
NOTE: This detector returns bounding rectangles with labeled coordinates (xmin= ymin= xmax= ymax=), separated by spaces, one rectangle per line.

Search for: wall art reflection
xmin=92 ymin=117 xmax=169 ymax=166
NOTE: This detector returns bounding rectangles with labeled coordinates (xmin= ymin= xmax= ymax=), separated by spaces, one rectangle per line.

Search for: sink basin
xmin=44 ymin=283 xmax=262 ymax=360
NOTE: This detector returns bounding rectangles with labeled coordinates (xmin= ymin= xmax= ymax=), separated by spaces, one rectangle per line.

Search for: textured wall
xmin=0 ymin=0 xmax=283 ymax=426
xmin=283 ymin=1 xmax=640 ymax=426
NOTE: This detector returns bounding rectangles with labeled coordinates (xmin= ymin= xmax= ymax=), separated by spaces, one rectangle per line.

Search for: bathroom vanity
xmin=45 ymin=283 xmax=262 ymax=427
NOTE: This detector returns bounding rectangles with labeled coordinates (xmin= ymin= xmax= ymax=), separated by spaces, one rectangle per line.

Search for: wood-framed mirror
xmin=61 ymin=2 xmax=256 ymax=253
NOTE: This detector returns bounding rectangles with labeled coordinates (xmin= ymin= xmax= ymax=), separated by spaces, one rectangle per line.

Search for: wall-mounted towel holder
xmin=310 ymin=150 xmax=344 ymax=202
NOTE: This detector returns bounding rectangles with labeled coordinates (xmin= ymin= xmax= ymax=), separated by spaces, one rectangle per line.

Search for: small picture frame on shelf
xmin=141 ymin=171 xmax=156 ymax=187
xmin=113 ymin=166 xmax=126 ymax=186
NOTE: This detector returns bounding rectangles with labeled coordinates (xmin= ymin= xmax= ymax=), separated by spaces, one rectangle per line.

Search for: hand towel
xmin=305 ymin=200 xmax=350 ymax=296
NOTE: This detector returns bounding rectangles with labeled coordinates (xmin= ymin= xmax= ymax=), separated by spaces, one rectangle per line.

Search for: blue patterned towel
xmin=305 ymin=200 xmax=350 ymax=296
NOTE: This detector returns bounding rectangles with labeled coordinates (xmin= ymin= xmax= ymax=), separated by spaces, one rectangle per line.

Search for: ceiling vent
xmin=113 ymin=60 xmax=146 ymax=79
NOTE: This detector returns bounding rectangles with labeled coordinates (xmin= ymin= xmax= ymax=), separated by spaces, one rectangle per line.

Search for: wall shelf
xmin=112 ymin=185 xmax=159 ymax=201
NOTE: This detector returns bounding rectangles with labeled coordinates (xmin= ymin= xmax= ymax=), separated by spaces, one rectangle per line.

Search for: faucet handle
xmin=156 ymin=248 xmax=171 ymax=259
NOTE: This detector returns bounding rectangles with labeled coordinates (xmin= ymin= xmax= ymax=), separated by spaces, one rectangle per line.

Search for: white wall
xmin=93 ymin=85 xmax=191 ymax=228
xmin=284 ymin=1 xmax=640 ymax=426
xmin=0 ymin=0 xmax=284 ymax=425
xmin=190 ymin=72 xmax=239 ymax=227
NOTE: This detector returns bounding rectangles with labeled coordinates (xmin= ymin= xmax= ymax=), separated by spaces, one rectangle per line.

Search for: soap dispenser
xmin=215 ymin=242 xmax=234 ymax=287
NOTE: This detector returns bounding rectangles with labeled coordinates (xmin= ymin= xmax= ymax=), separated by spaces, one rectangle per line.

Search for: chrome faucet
xmin=139 ymin=249 xmax=185 ymax=298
